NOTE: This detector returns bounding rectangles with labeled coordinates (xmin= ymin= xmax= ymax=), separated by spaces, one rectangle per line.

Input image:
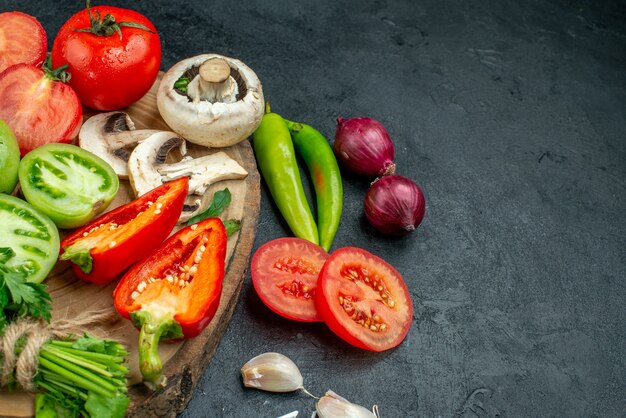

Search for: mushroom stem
xmin=188 ymin=58 xmax=236 ymax=104
xmin=199 ymin=58 xmax=230 ymax=83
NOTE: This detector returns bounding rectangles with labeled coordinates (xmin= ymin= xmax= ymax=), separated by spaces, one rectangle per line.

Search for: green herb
xmin=0 ymin=248 xmax=129 ymax=417
xmin=0 ymin=247 xmax=52 ymax=327
xmin=186 ymin=188 xmax=232 ymax=225
xmin=0 ymin=247 xmax=14 ymax=264
xmin=224 ymin=219 xmax=242 ymax=237
xmin=34 ymin=337 xmax=129 ymax=418
xmin=36 ymin=392 xmax=80 ymax=418
xmin=174 ymin=76 xmax=190 ymax=93
xmin=84 ymin=392 xmax=130 ymax=418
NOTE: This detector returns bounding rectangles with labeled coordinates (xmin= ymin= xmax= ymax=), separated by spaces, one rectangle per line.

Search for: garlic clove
xmin=241 ymin=352 xmax=304 ymax=392
xmin=277 ymin=412 xmax=299 ymax=418
xmin=316 ymin=390 xmax=378 ymax=418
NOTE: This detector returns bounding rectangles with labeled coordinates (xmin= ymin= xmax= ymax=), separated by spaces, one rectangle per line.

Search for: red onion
xmin=364 ymin=175 xmax=425 ymax=236
xmin=334 ymin=117 xmax=396 ymax=177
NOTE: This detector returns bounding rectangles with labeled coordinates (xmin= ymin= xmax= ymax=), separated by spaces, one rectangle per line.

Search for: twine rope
xmin=0 ymin=309 xmax=119 ymax=392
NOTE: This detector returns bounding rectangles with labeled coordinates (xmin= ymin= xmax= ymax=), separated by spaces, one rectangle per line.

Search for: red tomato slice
xmin=0 ymin=12 xmax=47 ymax=73
xmin=0 ymin=64 xmax=82 ymax=156
xmin=317 ymin=247 xmax=413 ymax=351
xmin=251 ymin=238 xmax=328 ymax=322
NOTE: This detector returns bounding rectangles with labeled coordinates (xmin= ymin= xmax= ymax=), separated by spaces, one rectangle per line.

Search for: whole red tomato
xmin=51 ymin=3 xmax=161 ymax=110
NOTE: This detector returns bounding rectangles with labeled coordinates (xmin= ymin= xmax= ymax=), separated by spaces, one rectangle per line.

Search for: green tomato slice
xmin=19 ymin=143 xmax=119 ymax=229
xmin=0 ymin=119 xmax=20 ymax=194
xmin=0 ymin=194 xmax=60 ymax=283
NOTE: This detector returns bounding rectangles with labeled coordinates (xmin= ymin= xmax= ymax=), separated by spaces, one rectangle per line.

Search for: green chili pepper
xmin=285 ymin=120 xmax=343 ymax=252
xmin=252 ymin=104 xmax=319 ymax=245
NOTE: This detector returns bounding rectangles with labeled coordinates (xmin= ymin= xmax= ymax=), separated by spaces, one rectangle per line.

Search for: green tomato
xmin=0 ymin=194 xmax=60 ymax=283
xmin=0 ymin=119 xmax=20 ymax=194
xmin=19 ymin=143 xmax=120 ymax=229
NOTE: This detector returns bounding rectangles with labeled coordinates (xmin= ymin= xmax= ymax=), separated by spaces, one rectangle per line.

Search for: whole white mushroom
xmin=157 ymin=54 xmax=264 ymax=148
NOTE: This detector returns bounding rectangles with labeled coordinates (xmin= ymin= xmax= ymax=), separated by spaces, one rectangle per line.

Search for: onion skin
xmin=334 ymin=117 xmax=395 ymax=177
xmin=364 ymin=175 xmax=425 ymax=236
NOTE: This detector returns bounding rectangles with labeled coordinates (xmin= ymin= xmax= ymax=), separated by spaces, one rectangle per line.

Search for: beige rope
xmin=0 ymin=308 xmax=120 ymax=392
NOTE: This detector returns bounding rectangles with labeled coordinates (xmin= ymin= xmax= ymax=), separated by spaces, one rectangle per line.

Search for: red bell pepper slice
xmin=113 ymin=217 xmax=227 ymax=389
xmin=59 ymin=177 xmax=189 ymax=284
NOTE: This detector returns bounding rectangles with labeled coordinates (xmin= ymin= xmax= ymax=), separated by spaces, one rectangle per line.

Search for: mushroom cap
xmin=157 ymin=54 xmax=265 ymax=148
xmin=78 ymin=112 xmax=159 ymax=178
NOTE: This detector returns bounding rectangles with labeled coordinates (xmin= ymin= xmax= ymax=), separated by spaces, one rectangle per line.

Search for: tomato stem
xmin=75 ymin=0 xmax=155 ymax=39
xmin=42 ymin=56 xmax=71 ymax=83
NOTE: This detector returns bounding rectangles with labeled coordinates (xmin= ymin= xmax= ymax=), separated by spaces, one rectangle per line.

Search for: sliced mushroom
xmin=128 ymin=131 xmax=248 ymax=222
xmin=159 ymin=152 xmax=248 ymax=196
xmin=79 ymin=112 xmax=160 ymax=178
xmin=127 ymin=131 xmax=187 ymax=196
xmin=157 ymin=54 xmax=264 ymax=148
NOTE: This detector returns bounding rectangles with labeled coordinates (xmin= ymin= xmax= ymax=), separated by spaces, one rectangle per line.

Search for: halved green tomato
xmin=0 ymin=194 xmax=60 ymax=283
xmin=19 ymin=143 xmax=119 ymax=229
xmin=0 ymin=119 xmax=20 ymax=194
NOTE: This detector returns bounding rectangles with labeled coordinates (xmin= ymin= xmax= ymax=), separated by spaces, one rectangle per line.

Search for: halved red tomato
xmin=316 ymin=247 xmax=413 ymax=351
xmin=251 ymin=238 xmax=328 ymax=322
xmin=0 ymin=63 xmax=82 ymax=156
xmin=0 ymin=12 xmax=47 ymax=73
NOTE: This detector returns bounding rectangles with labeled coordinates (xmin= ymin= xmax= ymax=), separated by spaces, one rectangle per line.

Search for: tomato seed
xmin=279 ymin=280 xmax=315 ymax=299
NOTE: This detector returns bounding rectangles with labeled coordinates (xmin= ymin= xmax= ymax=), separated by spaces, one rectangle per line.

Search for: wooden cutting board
xmin=0 ymin=74 xmax=261 ymax=417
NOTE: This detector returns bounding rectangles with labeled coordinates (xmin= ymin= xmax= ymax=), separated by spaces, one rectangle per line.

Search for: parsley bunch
xmin=0 ymin=248 xmax=52 ymax=331
xmin=1 ymin=247 xmax=129 ymax=418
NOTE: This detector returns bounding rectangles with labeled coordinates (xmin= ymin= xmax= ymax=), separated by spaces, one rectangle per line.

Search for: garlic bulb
xmin=241 ymin=352 xmax=304 ymax=392
xmin=316 ymin=391 xmax=379 ymax=418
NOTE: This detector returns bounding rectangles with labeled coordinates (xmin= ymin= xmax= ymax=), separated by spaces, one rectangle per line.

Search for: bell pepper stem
xmin=59 ymin=246 xmax=93 ymax=274
xmin=132 ymin=309 xmax=183 ymax=390
xmin=138 ymin=320 xmax=169 ymax=390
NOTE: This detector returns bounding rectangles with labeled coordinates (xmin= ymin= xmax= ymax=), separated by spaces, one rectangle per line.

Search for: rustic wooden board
xmin=0 ymin=74 xmax=260 ymax=417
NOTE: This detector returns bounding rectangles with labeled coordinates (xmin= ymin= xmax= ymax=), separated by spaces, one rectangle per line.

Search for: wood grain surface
xmin=0 ymin=74 xmax=261 ymax=417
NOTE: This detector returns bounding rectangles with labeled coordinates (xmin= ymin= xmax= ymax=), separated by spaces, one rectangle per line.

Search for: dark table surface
xmin=8 ymin=0 xmax=626 ymax=416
